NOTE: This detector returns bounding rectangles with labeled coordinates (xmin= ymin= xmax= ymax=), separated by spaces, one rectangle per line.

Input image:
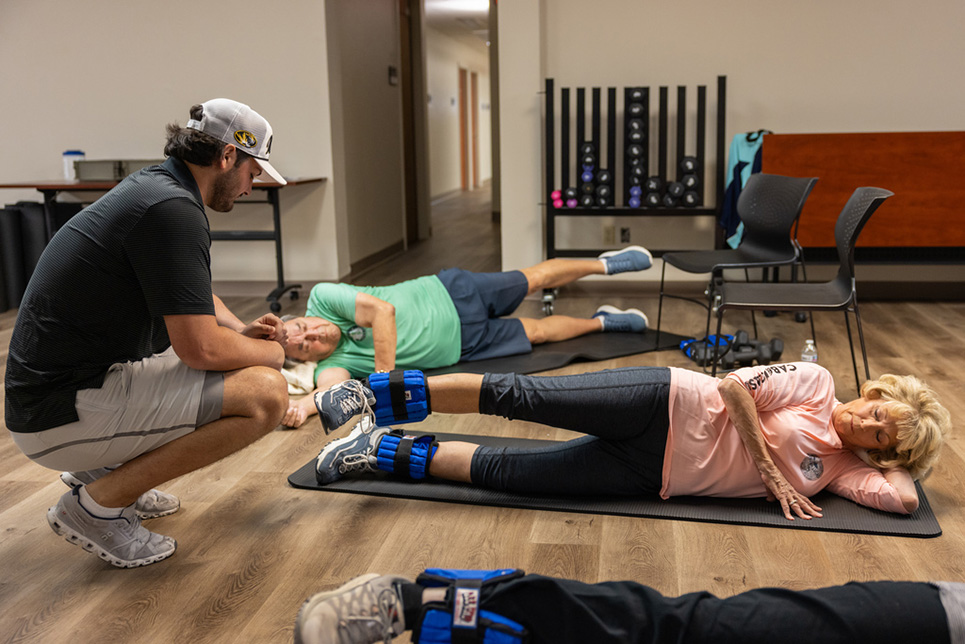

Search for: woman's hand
xmin=759 ymin=464 xmax=823 ymax=520
xmin=718 ymin=377 xmax=823 ymax=521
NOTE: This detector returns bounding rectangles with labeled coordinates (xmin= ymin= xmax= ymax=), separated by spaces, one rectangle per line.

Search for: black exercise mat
xmin=289 ymin=433 xmax=941 ymax=538
xmin=424 ymin=330 xmax=690 ymax=376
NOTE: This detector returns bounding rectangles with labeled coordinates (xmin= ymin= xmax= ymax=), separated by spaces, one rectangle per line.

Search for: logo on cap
xmin=234 ymin=130 xmax=258 ymax=149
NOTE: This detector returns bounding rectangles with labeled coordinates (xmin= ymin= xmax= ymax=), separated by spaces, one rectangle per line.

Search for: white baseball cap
xmin=186 ymin=98 xmax=286 ymax=184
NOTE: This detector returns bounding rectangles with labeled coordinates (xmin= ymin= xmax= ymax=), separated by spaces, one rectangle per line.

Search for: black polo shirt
xmin=5 ymin=157 xmax=215 ymax=433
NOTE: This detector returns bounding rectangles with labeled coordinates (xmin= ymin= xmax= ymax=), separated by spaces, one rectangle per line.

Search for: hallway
xmin=349 ymin=183 xmax=500 ymax=287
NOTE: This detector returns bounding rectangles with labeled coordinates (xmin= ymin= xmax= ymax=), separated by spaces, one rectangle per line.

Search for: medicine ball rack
xmin=543 ymin=75 xmax=727 ymax=264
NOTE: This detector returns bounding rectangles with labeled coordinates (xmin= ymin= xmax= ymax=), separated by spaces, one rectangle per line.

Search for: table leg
xmin=264 ymin=187 xmax=301 ymax=313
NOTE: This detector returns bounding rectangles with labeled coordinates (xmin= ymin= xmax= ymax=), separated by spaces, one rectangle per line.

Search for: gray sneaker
xmin=46 ymin=487 xmax=177 ymax=568
xmin=295 ymin=573 xmax=407 ymax=644
xmin=598 ymin=245 xmax=653 ymax=274
xmin=60 ymin=468 xmax=180 ymax=519
xmin=593 ymin=305 xmax=650 ymax=333
xmin=315 ymin=419 xmax=394 ymax=485
xmin=314 ymin=379 xmax=376 ymax=435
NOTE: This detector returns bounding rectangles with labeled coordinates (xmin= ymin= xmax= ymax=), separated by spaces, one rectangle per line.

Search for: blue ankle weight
xmin=375 ymin=431 xmax=438 ymax=479
xmin=367 ymin=370 xmax=430 ymax=425
xmin=413 ymin=569 xmax=527 ymax=644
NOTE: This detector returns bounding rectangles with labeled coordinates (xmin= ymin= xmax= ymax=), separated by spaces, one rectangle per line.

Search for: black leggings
xmin=473 ymin=575 xmax=951 ymax=644
xmin=469 ymin=367 xmax=671 ymax=495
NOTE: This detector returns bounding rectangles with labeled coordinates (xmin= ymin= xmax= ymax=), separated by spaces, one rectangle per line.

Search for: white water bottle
xmin=801 ymin=339 xmax=818 ymax=363
xmin=63 ymin=149 xmax=85 ymax=180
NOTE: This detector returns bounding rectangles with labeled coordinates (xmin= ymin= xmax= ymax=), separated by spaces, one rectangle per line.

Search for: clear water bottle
xmin=801 ymin=339 xmax=818 ymax=363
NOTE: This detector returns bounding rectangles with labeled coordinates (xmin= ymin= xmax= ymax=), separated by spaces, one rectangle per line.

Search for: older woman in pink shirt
xmin=313 ymin=363 xmax=949 ymax=519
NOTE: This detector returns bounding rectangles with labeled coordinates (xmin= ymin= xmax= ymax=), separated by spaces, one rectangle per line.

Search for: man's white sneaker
xmin=46 ymin=488 xmax=177 ymax=568
xmin=60 ymin=468 xmax=180 ymax=519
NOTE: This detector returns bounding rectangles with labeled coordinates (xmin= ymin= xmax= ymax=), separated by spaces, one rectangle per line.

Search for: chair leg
xmin=852 ymin=299 xmax=871 ymax=382
xmin=711 ymin=308 xmax=725 ymax=378
xmin=702 ymin=286 xmax=714 ymax=344
xmin=656 ymin=262 xmax=667 ymax=348
xmin=843 ymin=309 xmax=861 ymax=394
xmin=808 ymin=310 xmax=817 ymax=347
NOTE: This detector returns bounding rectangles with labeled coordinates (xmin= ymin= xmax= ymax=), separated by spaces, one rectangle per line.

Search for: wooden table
xmin=0 ymin=176 xmax=325 ymax=312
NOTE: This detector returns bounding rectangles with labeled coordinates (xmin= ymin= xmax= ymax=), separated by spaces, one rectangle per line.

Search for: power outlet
xmin=603 ymin=225 xmax=616 ymax=245
xmin=620 ymin=227 xmax=631 ymax=243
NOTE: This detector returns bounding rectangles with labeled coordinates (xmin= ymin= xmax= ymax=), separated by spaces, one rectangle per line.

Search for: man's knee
xmin=224 ymin=366 xmax=288 ymax=422
xmin=252 ymin=367 xmax=288 ymax=412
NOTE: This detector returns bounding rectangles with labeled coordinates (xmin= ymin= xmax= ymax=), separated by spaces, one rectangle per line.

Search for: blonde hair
xmin=860 ymin=374 xmax=951 ymax=479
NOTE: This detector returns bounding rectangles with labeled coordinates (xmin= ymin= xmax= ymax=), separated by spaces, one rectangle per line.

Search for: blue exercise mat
xmin=289 ymin=433 xmax=941 ymax=538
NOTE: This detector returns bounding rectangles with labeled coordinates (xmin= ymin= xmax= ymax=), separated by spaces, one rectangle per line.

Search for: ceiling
xmin=424 ymin=0 xmax=490 ymax=44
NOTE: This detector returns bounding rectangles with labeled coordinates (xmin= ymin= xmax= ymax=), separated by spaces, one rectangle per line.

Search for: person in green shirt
xmin=280 ymin=246 xmax=653 ymax=427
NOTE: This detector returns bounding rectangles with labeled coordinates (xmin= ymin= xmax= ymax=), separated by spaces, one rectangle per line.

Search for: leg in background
xmin=519 ymin=258 xmax=607 ymax=295
xmin=517 ymin=315 xmax=603 ymax=344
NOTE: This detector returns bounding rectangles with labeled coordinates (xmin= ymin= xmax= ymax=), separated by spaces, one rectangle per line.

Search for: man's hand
xmin=282 ymin=402 xmax=310 ymax=429
xmin=242 ymin=314 xmax=288 ymax=347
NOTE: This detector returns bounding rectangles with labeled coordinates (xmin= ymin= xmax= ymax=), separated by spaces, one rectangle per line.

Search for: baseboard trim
xmin=348 ymin=241 xmax=406 ymax=280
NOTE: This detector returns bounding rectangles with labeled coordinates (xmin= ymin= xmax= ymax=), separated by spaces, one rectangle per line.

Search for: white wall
xmin=0 ymin=0 xmax=341 ymax=284
xmin=425 ymin=27 xmax=491 ymax=197
xmin=498 ymin=0 xmax=965 ymax=282
xmin=326 ymin=0 xmax=406 ymax=269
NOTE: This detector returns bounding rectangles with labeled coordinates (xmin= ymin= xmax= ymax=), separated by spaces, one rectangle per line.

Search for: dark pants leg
xmin=474 ymin=576 xmax=950 ymax=644
xmin=469 ymin=368 xmax=670 ymax=495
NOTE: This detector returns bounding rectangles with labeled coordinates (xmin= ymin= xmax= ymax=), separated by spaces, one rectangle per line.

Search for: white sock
xmin=77 ymin=485 xmax=126 ymax=518
xmin=599 ymin=258 xmax=611 ymax=275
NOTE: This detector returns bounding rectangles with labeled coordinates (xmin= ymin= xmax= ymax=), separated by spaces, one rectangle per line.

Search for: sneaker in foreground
xmin=46 ymin=487 xmax=177 ymax=568
xmin=295 ymin=573 xmax=408 ymax=644
xmin=314 ymin=379 xmax=376 ymax=435
xmin=594 ymin=305 xmax=649 ymax=333
xmin=60 ymin=469 xmax=180 ymax=520
xmin=598 ymin=245 xmax=653 ymax=274
xmin=315 ymin=419 xmax=393 ymax=485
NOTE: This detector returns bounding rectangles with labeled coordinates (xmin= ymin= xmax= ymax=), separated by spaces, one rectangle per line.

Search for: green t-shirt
xmin=307 ymin=275 xmax=462 ymax=380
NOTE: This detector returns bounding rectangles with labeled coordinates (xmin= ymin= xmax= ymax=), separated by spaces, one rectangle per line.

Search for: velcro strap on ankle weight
xmin=367 ymin=370 xmax=431 ymax=425
xmin=413 ymin=569 xmax=527 ymax=644
xmin=375 ymin=432 xmax=438 ymax=479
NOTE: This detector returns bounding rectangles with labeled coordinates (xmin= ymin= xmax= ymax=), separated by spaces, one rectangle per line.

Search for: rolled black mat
xmin=289 ymin=432 xmax=941 ymax=538
xmin=0 ymin=206 xmax=26 ymax=309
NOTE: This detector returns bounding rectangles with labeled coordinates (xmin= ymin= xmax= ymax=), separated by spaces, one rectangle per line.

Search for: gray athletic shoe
xmin=315 ymin=419 xmax=394 ymax=485
xmin=314 ymin=379 xmax=376 ymax=435
xmin=593 ymin=305 xmax=649 ymax=332
xmin=60 ymin=468 xmax=181 ymax=519
xmin=598 ymin=245 xmax=653 ymax=274
xmin=46 ymin=487 xmax=177 ymax=568
xmin=295 ymin=573 xmax=407 ymax=644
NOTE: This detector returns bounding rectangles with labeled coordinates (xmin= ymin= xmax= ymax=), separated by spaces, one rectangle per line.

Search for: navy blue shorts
xmin=437 ymin=268 xmax=531 ymax=362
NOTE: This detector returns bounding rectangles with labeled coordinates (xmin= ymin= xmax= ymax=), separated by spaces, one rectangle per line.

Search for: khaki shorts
xmin=10 ymin=347 xmax=223 ymax=472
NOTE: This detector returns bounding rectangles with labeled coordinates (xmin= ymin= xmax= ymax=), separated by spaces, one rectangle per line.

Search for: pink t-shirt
xmin=659 ymin=363 xmax=907 ymax=514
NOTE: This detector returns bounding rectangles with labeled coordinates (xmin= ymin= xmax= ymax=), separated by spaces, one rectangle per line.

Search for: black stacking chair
xmin=656 ymin=173 xmax=818 ymax=349
xmin=709 ymin=187 xmax=894 ymax=390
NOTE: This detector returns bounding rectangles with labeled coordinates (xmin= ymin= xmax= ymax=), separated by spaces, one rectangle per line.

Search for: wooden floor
xmin=3 ymin=184 xmax=965 ymax=643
